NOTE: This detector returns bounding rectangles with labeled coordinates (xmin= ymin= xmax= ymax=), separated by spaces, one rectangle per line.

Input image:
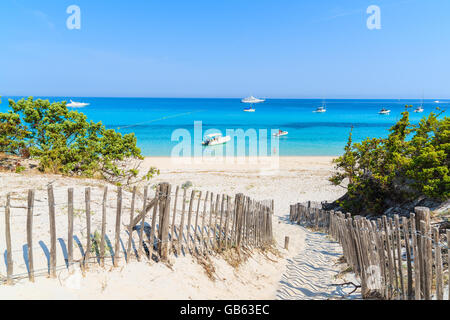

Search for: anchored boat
xmin=241 ymin=96 xmax=265 ymax=104
xmin=313 ymin=100 xmax=327 ymax=113
xmin=241 ymin=95 xmax=265 ymax=112
xmin=379 ymin=108 xmax=391 ymax=115
xmin=67 ymin=100 xmax=90 ymax=108
xmin=273 ymin=130 xmax=288 ymax=137
xmin=202 ymin=133 xmax=231 ymax=146
xmin=313 ymin=106 xmax=326 ymax=113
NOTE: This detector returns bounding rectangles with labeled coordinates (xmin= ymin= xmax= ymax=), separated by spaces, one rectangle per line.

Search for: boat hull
xmin=203 ymin=136 xmax=231 ymax=146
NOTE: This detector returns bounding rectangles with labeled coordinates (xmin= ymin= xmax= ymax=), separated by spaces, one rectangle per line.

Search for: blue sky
xmin=1 ymin=0 xmax=449 ymax=98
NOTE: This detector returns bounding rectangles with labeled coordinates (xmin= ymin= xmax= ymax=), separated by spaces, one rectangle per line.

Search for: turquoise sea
xmin=1 ymin=97 xmax=447 ymax=157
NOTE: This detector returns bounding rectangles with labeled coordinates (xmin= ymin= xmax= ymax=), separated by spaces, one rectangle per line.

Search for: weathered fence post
xmin=100 ymin=187 xmax=108 ymax=267
xmin=27 ymin=190 xmax=35 ymax=282
xmin=85 ymin=187 xmax=91 ymax=269
xmin=47 ymin=185 xmax=57 ymax=278
xmin=68 ymin=188 xmax=74 ymax=270
xmin=394 ymin=215 xmax=405 ymax=299
xmin=159 ymin=183 xmax=172 ymax=261
xmin=185 ymin=190 xmax=196 ymax=251
xmin=410 ymin=212 xmax=421 ymax=300
xmin=170 ymin=186 xmax=179 ymax=254
xmin=432 ymin=227 xmax=443 ymax=300
xmin=200 ymin=191 xmax=209 ymax=253
xmin=149 ymin=185 xmax=160 ymax=259
xmin=193 ymin=191 xmax=202 ymax=253
xmin=284 ymin=236 xmax=289 ymax=250
xmin=5 ymin=193 xmax=13 ymax=285
xmin=137 ymin=186 xmax=147 ymax=261
xmin=126 ymin=186 xmax=136 ymax=262
xmin=402 ymin=217 xmax=413 ymax=300
xmin=113 ymin=186 xmax=122 ymax=267
xmin=415 ymin=206 xmax=430 ymax=299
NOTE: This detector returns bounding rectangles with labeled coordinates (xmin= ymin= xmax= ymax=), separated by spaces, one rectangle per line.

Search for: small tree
xmin=330 ymin=106 xmax=449 ymax=214
xmin=0 ymin=97 xmax=159 ymax=184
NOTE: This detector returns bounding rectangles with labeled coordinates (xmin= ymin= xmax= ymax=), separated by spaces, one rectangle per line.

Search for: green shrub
xmin=0 ymin=97 xmax=158 ymax=183
xmin=330 ymin=106 xmax=449 ymax=214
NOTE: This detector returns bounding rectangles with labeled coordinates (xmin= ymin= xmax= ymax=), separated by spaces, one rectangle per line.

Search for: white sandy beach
xmin=0 ymin=156 xmax=357 ymax=300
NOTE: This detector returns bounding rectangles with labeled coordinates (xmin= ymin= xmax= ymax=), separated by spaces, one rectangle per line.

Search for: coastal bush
xmin=0 ymin=97 xmax=159 ymax=184
xmin=330 ymin=106 xmax=449 ymax=214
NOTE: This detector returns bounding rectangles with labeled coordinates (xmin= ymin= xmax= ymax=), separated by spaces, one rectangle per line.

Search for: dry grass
xmin=194 ymin=253 xmax=216 ymax=281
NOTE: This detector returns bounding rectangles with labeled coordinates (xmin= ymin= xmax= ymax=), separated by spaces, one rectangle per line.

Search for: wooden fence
xmin=1 ymin=182 xmax=274 ymax=285
xmin=290 ymin=203 xmax=449 ymax=300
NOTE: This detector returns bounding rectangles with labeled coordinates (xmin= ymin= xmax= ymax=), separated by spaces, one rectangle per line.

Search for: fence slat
xmin=26 ymin=190 xmax=35 ymax=282
xmin=402 ymin=217 xmax=413 ymax=300
xmin=149 ymin=185 xmax=160 ymax=259
xmin=100 ymin=187 xmax=108 ymax=267
xmin=85 ymin=187 xmax=91 ymax=269
xmin=137 ymin=186 xmax=147 ymax=261
xmin=170 ymin=186 xmax=179 ymax=254
xmin=185 ymin=190 xmax=196 ymax=252
xmin=159 ymin=184 xmax=172 ymax=261
xmin=433 ymin=227 xmax=443 ymax=300
xmin=114 ymin=186 xmax=122 ymax=267
xmin=178 ymin=188 xmax=187 ymax=255
xmin=193 ymin=191 xmax=202 ymax=253
xmin=200 ymin=191 xmax=209 ymax=253
xmin=419 ymin=220 xmax=431 ymax=299
xmin=448 ymin=230 xmax=450 ymax=301
xmin=47 ymin=185 xmax=57 ymax=278
xmin=67 ymin=188 xmax=74 ymax=269
xmin=394 ymin=215 xmax=405 ymax=299
xmin=410 ymin=213 xmax=421 ymax=300
xmin=5 ymin=193 xmax=13 ymax=285
xmin=126 ymin=186 xmax=136 ymax=262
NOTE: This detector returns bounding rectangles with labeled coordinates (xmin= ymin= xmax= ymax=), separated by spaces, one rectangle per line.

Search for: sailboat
xmin=313 ymin=100 xmax=327 ymax=113
xmin=415 ymin=94 xmax=425 ymax=113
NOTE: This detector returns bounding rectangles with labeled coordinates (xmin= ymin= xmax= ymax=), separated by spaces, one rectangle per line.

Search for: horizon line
xmin=1 ymin=95 xmax=449 ymax=100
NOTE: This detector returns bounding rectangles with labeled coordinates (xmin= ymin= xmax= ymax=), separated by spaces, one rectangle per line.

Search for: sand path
xmin=0 ymin=156 xmax=354 ymax=299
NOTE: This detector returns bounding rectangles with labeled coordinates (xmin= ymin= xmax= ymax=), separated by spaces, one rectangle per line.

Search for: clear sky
xmin=1 ymin=0 xmax=449 ymax=98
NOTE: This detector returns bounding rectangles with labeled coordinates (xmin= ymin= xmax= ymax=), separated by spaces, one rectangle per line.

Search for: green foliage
xmin=15 ymin=165 xmax=26 ymax=173
xmin=330 ymin=106 xmax=449 ymax=214
xmin=0 ymin=97 xmax=159 ymax=184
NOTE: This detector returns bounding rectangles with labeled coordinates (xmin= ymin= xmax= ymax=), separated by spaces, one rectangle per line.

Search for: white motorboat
xmin=434 ymin=100 xmax=440 ymax=103
xmin=241 ymin=96 xmax=265 ymax=104
xmin=414 ymin=106 xmax=424 ymax=113
xmin=202 ymin=133 xmax=231 ymax=146
xmin=313 ymin=106 xmax=326 ymax=113
xmin=243 ymin=107 xmax=256 ymax=112
xmin=379 ymin=108 xmax=391 ymax=115
xmin=273 ymin=130 xmax=288 ymax=137
xmin=67 ymin=100 xmax=90 ymax=108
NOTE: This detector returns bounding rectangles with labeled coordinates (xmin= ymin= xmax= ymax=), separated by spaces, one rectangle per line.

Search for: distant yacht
xmin=313 ymin=106 xmax=326 ymax=113
xmin=243 ymin=106 xmax=256 ymax=112
xmin=434 ymin=100 xmax=440 ymax=103
xmin=241 ymin=96 xmax=265 ymax=104
xmin=379 ymin=108 xmax=391 ymax=115
xmin=67 ymin=100 xmax=90 ymax=108
xmin=313 ymin=99 xmax=327 ymax=113
xmin=414 ymin=106 xmax=424 ymax=113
